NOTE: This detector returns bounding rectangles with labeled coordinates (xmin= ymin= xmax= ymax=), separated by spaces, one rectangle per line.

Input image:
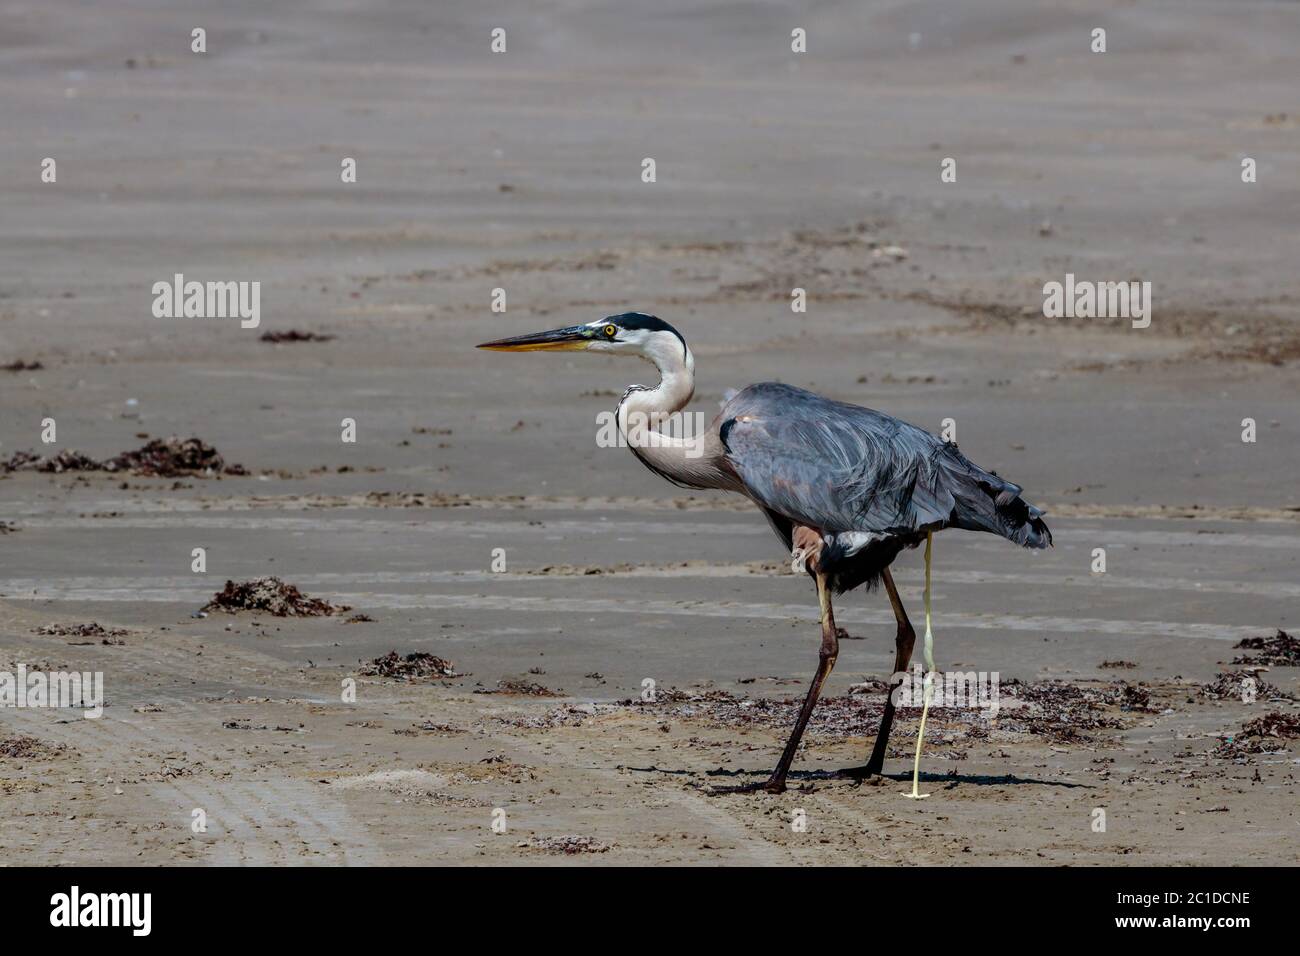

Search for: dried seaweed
xmin=516 ymin=835 xmax=611 ymax=854
xmin=260 ymin=330 xmax=336 ymax=343
xmin=2 ymin=436 xmax=247 ymax=478
xmin=1199 ymin=671 xmax=1293 ymax=702
xmin=477 ymin=678 xmax=562 ymax=697
xmin=32 ymin=622 xmax=129 ymax=639
xmin=521 ymin=678 xmax=1152 ymax=747
xmin=1232 ymin=630 xmax=1300 ymax=667
xmin=1215 ymin=710 xmax=1300 ymax=757
xmin=360 ymin=651 xmax=461 ymax=680
xmin=627 ymin=687 xmax=890 ymax=740
xmin=0 ymin=736 xmax=64 ymax=759
xmin=202 ymin=577 xmax=348 ymax=617
xmin=975 ymin=679 xmax=1127 ymax=743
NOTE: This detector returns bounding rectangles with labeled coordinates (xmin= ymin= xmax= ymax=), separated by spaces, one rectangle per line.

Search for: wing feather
xmin=720 ymin=384 xmax=949 ymax=534
xmin=719 ymin=382 xmax=1051 ymax=548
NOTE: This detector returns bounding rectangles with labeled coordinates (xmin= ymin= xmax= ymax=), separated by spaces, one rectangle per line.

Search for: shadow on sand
xmin=621 ymin=764 xmax=1090 ymax=791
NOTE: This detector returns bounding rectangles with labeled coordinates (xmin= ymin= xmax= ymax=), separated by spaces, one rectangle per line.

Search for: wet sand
xmin=1 ymin=0 xmax=1298 ymax=865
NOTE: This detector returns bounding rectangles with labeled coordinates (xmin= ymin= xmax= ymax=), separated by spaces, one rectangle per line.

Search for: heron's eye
xmin=603 ymin=325 xmax=617 ymax=339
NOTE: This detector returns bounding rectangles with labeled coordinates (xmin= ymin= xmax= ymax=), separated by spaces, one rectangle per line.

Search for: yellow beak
xmin=476 ymin=325 xmax=592 ymax=352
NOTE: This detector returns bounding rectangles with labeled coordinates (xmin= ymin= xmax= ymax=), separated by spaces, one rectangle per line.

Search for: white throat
xmin=616 ymin=335 xmax=696 ymax=448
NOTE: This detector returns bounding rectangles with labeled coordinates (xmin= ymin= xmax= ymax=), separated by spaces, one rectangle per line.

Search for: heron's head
xmin=477 ymin=312 xmax=689 ymax=367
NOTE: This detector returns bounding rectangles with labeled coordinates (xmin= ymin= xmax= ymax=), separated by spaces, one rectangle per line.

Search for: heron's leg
xmin=712 ymin=569 xmax=838 ymax=795
xmin=843 ymin=567 xmax=915 ymax=778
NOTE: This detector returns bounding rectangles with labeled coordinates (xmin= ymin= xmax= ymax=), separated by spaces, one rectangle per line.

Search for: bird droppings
xmin=1 ymin=436 xmax=248 ymax=478
xmin=1231 ymin=629 xmax=1300 ymax=666
xmin=360 ymin=651 xmax=462 ymax=681
xmin=202 ymin=577 xmax=349 ymax=617
xmin=516 ymin=835 xmax=612 ymax=855
xmin=259 ymin=329 xmax=336 ymax=343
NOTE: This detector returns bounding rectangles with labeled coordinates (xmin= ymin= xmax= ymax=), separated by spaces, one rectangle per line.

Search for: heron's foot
xmin=707 ymin=776 xmax=787 ymax=796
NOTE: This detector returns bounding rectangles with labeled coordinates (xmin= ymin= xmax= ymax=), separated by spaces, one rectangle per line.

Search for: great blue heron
xmin=479 ymin=312 xmax=1051 ymax=793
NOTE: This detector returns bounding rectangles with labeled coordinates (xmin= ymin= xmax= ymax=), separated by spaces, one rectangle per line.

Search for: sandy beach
xmin=1 ymin=0 xmax=1297 ymax=865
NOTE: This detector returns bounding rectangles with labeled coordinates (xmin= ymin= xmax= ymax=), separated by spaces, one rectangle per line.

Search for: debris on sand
xmin=513 ymin=677 xmax=1163 ymax=752
xmin=630 ymin=687 xmax=889 ymax=739
xmin=0 ymin=521 xmax=18 ymax=534
xmin=202 ymin=577 xmax=349 ymax=617
xmin=503 ymin=704 xmax=598 ymax=729
xmin=998 ymin=680 xmax=1127 ymax=742
xmin=109 ymin=437 xmax=245 ymax=477
xmin=1215 ymin=711 xmax=1300 ymax=757
xmin=516 ymin=685 xmax=971 ymax=742
xmin=0 ymin=736 xmax=64 ymax=760
xmin=360 ymin=651 xmax=462 ymax=680
xmin=394 ymin=720 xmax=464 ymax=736
xmin=1241 ymin=711 xmax=1300 ymax=739
xmin=222 ymin=720 xmax=306 ymax=733
xmin=477 ymin=678 xmax=562 ymax=697
xmin=1100 ymin=660 xmax=1138 ymax=669
xmin=1232 ymin=630 xmax=1300 ymax=667
xmin=512 ymin=670 xmax=1178 ymax=752
xmin=1111 ymin=682 xmax=1162 ymax=713
xmin=343 ymin=613 xmax=375 ymax=624
xmin=516 ymin=835 xmax=611 ymax=855
xmin=1199 ymin=671 xmax=1293 ymax=702
xmin=260 ymin=329 xmax=336 ymax=343
xmin=2 ymin=360 xmax=43 ymax=372
xmin=2 ymin=436 xmax=247 ymax=478
xmin=848 ymin=677 xmax=892 ymax=695
xmin=32 ymin=622 xmax=130 ymax=640
xmin=2 ymin=449 xmax=100 ymax=473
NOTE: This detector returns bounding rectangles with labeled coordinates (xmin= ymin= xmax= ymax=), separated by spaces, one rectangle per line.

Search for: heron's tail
xmin=940 ymin=455 xmax=1053 ymax=549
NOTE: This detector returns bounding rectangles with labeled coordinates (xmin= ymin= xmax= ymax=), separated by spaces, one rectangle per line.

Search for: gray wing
xmin=718 ymin=383 xmax=1050 ymax=548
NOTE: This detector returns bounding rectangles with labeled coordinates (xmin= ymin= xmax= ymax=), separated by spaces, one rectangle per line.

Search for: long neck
xmin=616 ymin=340 xmax=714 ymax=488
